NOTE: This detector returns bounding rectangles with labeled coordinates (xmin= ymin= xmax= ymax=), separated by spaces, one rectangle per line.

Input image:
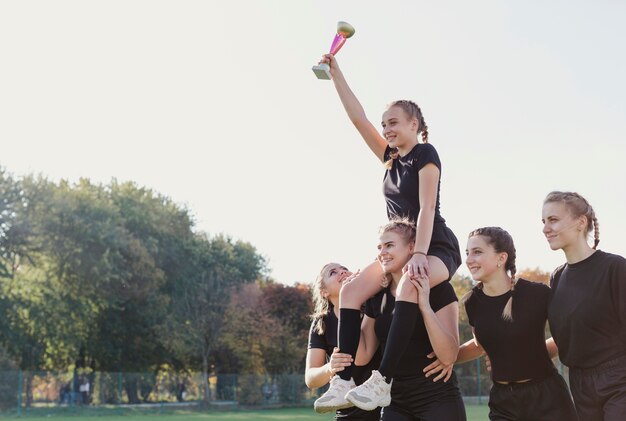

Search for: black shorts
xmin=428 ymin=223 xmax=462 ymax=279
xmin=569 ymin=355 xmax=626 ymax=421
xmin=488 ymin=372 xmax=578 ymax=421
xmin=381 ymin=372 xmax=466 ymax=421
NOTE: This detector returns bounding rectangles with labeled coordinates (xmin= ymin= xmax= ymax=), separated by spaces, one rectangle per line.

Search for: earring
xmin=497 ymin=263 xmax=502 ymax=268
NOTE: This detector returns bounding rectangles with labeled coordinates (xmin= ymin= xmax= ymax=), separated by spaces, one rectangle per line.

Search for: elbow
xmin=304 ymin=372 xmax=320 ymax=390
xmin=440 ymin=346 xmax=459 ymax=367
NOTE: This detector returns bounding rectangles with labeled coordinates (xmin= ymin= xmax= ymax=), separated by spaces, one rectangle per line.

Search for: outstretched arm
xmin=320 ymin=54 xmax=387 ymax=161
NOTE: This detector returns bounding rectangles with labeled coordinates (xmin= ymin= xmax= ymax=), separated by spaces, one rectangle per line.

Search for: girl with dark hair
xmin=542 ymin=191 xmax=626 ymax=420
xmin=447 ymin=227 xmax=577 ymax=420
xmin=314 ymin=53 xmax=462 ymax=413
xmin=306 ymin=263 xmax=381 ymax=420
xmin=350 ymin=219 xmax=465 ymax=420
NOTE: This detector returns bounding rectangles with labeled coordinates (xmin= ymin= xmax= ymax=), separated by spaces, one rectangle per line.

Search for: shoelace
xmin=360 ymin=376 xmax=384 ymax=392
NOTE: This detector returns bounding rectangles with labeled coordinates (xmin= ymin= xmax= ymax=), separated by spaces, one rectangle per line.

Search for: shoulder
xmin=598 ymin=250 xmax=626 ymax=266
xmin=515 ymin=278 xmax=550 ymax=301
xmin=463 ymin=285 xmax=481 ymax=308
xmin=549 ymin=263 xmax=567 ymax=287
xmin=516 ymin=278 xmax=550 ymax=291
xmin=410 ymin=143 xmax=441 ymax=169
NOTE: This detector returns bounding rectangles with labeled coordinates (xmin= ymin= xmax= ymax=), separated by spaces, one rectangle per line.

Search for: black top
xmin=308 ymin=306 xmax=381 ymax=386
xmin=548 ymin=250 xmax=626 ymax=369
xmin=465 ymin=279 xmax=557 ymax=382
xmin=364 ymin=282 xmax=457 ymax=377
xmin=382 ymin=143 xmax=445 ymax=224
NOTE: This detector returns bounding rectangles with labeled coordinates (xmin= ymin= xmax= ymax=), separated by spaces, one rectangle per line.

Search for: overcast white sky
xmin=1 ymin=1 xmax=624 ymax=285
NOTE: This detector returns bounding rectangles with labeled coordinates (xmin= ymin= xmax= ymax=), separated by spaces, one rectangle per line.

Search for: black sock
xmin=378 ymin=301 xmax=418 ymax=383
xmin=337 ymin=308 xmax=361 ymax=381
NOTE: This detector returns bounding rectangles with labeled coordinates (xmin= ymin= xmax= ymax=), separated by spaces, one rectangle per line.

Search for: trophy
xmin=312 ymin=21 xmax=356 ymax=80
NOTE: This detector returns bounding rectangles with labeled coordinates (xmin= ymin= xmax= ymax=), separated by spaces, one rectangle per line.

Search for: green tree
xmin=162 ymin=234 xmax=265 ymax=403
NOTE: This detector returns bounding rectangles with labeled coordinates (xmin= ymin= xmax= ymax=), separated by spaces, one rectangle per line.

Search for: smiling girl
xmin=458 ymin=227 xmax=577 ymax=420
xmin=347 ymin=219 xmax=465 ymax=420
xmin=314 ymin=53 xmax=461 ymax=413
xmin=542 ymin=191 xmax=626 ymax=420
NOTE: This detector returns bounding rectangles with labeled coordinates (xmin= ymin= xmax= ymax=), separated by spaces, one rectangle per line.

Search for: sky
xmin=1 ymin=0 xmax=625 ymax=286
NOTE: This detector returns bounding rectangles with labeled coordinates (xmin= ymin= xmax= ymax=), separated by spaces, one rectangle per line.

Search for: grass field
xmin=2 ymin=405 xmax=490 ymax=420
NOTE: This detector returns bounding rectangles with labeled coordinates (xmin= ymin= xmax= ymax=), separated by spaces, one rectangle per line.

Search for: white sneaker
xmin=345 ymin=370 xmax=392 ymax=411
xmin=313 ymin=376 xmax=355 ymax=413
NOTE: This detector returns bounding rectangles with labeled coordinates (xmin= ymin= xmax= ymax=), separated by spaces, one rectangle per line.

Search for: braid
xmin=592 ymin=215 xmax=600 ymax=249
xmin=383 ymin=149 xmax=399 ymax=170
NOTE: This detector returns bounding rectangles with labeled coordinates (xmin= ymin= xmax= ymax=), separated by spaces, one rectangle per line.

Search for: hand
xmin=329 ymin=347 xmax=353 ymax=375
xmin=319 ymin=54 xmax=342 ymax=78
xmin=484 ymin=354 xmax=492 ymax=372
xmin=423 ymin=352 xmax=454 ymax=382
xmin=403 ymin=253 xmax=430 ymax=278
xmin=409 ymin=274 xmax=431 ymax=311
xmin=342 ymin=269 xmax=360 ymax=286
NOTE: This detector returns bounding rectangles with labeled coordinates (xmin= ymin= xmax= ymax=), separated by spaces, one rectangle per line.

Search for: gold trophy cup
xmin=312 ymin=21 xmax=356 ymax=80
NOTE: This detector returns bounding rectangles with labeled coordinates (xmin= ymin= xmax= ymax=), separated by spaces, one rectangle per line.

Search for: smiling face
xmin=377 ymin=230 xmax=414 ymax=275
xmin=320 ymin=263 xmax=351 ymax=299
xmin=465 ymin=235 xmax=507 ymax=283
xmin=381 ymin=105 xmax=418 ymax=150
xmin=541 ymin=201 xmax=586 ymax=251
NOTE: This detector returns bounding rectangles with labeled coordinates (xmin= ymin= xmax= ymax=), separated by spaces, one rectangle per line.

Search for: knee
xmin=396 ymin=277 xmax=417 ymax=302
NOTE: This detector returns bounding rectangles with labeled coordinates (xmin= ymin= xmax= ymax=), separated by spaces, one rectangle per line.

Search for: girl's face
xmin=465 ymin=235 xmax=506 ymax=282
xmin=381 ymin=106 xmax=418 ymax=149
xmin=322 ymin=264 xmax=351 ymax=298
xmin=377 ymin=230 xmax=413 ymax=274
xmin=541 ymin=201 xmax=585 ymax=251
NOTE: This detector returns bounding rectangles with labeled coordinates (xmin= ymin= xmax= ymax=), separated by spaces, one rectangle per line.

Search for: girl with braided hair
xmin=542 ymin=191 xmax=626 ymax=420
xmin=314 ymin=53 xmax=462 ymax=413
xmin=425 ymin=227 xmax=577 ymax=420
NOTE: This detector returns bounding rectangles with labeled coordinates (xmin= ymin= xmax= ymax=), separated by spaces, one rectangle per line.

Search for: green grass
xmin=1 ymin=405 xmax=490 ymax=420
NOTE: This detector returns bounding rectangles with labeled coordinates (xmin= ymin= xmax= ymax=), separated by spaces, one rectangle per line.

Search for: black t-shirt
xmin=548 ymin=250 xmax=626 ymax=369
xmin=465 ymin=279 xmax=557 ymax=382
xmin=382 ymin=143 xmax=445 ymax=224
xmin=364 ymin=282 xmax=457 ymax=377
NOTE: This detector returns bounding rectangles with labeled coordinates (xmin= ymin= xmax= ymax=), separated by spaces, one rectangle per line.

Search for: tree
xmin=162 ymin=234 xmax=265 ymax=404
xmin=259 ymin=282 xmax=312 ymax=375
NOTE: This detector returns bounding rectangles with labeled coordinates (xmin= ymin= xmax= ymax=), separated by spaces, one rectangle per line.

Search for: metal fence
xmin=0 ymin=363 xmax=567 ymax=415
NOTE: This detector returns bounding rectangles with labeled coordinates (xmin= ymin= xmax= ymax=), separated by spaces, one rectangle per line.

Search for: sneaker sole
xmin=345 ymin=394 xmax=391 ymax=411
xmin=314 ymin=401 xmax=355 ymax=413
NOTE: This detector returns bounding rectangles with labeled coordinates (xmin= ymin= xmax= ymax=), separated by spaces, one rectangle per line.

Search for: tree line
xmin=0 ymin=168 xmax=550 ymax=407
xmin=0 ymin=168 xmax=313 ymax=405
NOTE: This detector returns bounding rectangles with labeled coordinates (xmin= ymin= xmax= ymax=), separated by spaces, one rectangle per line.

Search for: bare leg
xmin=426 ymin=256 xmax=450 ymax=288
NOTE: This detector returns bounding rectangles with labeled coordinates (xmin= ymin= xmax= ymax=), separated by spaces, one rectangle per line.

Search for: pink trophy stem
xmin=329 ymin=33 xmax=347 ymax=55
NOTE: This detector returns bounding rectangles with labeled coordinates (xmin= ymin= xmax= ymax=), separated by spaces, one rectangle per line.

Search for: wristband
xmin=412 ymin=251 xmax=427 ymax=256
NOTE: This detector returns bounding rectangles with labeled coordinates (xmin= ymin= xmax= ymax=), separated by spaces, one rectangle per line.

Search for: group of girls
xmin=305 ymin=53 xmax=625 ymax=421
